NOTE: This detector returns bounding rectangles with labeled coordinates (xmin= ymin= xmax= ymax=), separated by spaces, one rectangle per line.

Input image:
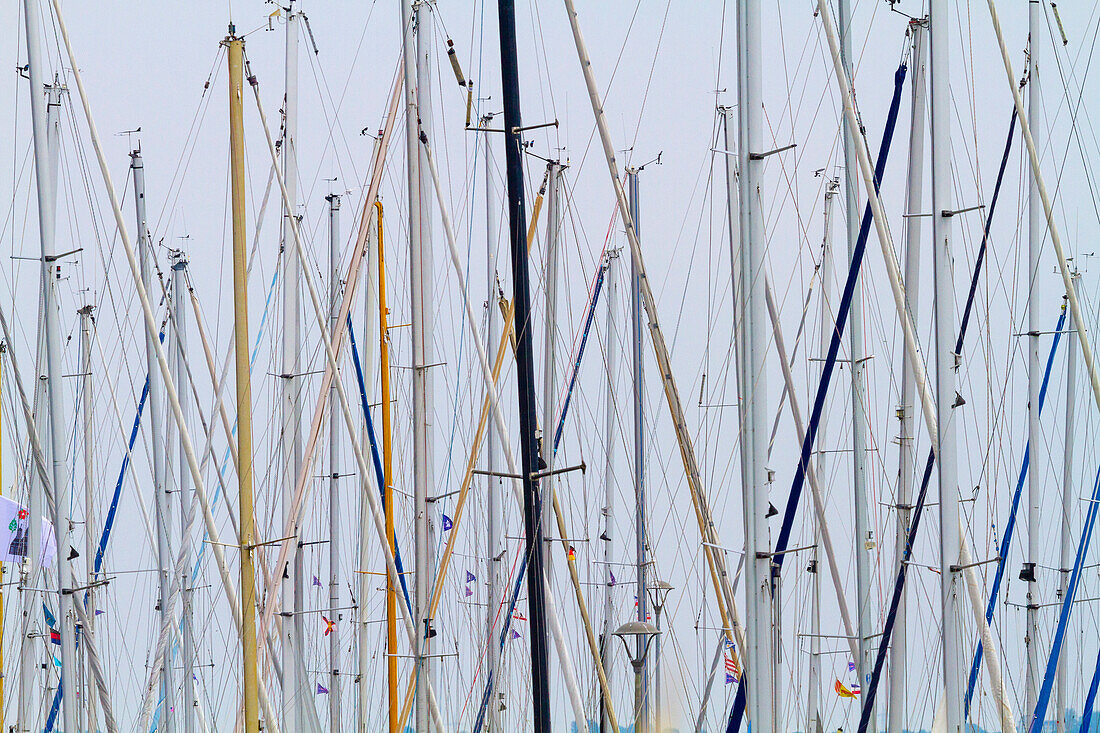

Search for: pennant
xmin=313 ymin=575 xmax=323 ymax=588
xmin=851 ymin=682 xmax=861 ymax=695
xmin=567 ymin=545 xmax=576 ymax=561
xmin=724 ymin=637 xmax=735 ymax=650
xmin=609 ymin=570 xmax=617 ymax=587
xmin=316 ymin=683 xmax=329 ymax=695
xmin=94 ymin=609 xmax=105 ymax=616
xmin=322 ymin=615 xmax=336 ymax=637
xmin=725 ymin=673 xmax=736 ymax=685
xmin=848 ymin=660 xmax=856 ymax=673
xmin=511 ymin=629 xmax=521 ymax=640
xmin=466 ymin=570 xmax=476 ymax=583
xmin=50 ymin=628 xmax=61 ymax=646
xmin=724 ymin=654 xmax=740 ymax=681
xmin=465 ymin=586 xmax=473 ymax=598
xmin=835 ymin=679 xmax=857 ymax=699
xmin=442 ymin=514 xmax=453 ymax=531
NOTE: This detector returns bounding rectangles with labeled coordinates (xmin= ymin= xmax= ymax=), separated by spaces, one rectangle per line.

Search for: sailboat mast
xmin=326 ymin=192 xmax=343 ymax=729
xmin=736 ymin=0 xmax=774 ymax=729
xmin=496 ymin=0 xmax=551 ymax=729
xmin=171 ymin=252 xmax=197 ymax=733
xmin=1025 ymin=3 xmax=1043 ymax=723
xmin=541 ymin=160 xmax=561 ymax=589
xmin=891 ymin=19 xmax=927 ymax=733
xmin=600 ymin=246 xmax=619 ymax=733
xmin=132 ymin=144 xmax=175 ymax=733
xmin=483 ymin=117 xmax=504 ymax=733
xmin=930 ymin=2 xmax=962 ymax=731
xmin=23 ymin=5 xmax=78 ymax=728
xmin=79 ymin=303 xmax=96 ymax=733
xmin=226 ymin=28 xmax=261 ymax=733
xmin=626 ymin=167 xmax=650 ymax=732
xmin=838 ymin=1 xmax=874 ymax=719
xmin=278 ymin=3 xmax=305 ymax=726
xmin=810 ymin=179 xmax=838 ymax=733
xmin=1056 ymin=275 xmax=1078 ymax=733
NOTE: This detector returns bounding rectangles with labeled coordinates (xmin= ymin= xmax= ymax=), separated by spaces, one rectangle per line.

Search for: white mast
xmin=279 ymin=2 xmax=305 ymax=726
xmin=22 ymin=4 xmax=78 ymax=727
xmin=326 ymin=192 xmax=343 ymax=729
xmin=1025 ymin=2 xmax=1043 ymax=723
xmin=891 ymin=18 xmax=927 ymax=733
xmin=171 ymin=251 xmax=197 ymax=733
xmin=930 ymin=2 xmax=962 ymax=731
xmin=1056 ymin=276 xmax=1077 ymax=733
xmin=80 ymin=303 xmax=99 ymax=733
xmin=626 ymin=167 xmax=650 ymax=733
xmin=838 ymin=0 xmax=874 ymax=718
xmin=131 ymin=147 xmax=175 ymax=733
xmin=541 ymin=160 xmax=561 ymax=587
xmin=810 ymin=179 xmax=838 ymax=733
xmin=400 ymin=0 xmax=435 ymax=727
xmin=600 ymin=246 xmax=619 ymax=733
xmin=736 ymin=0 xmax=774 ymax=730
xmin=483 ymin=116 xmax=504 ymax=733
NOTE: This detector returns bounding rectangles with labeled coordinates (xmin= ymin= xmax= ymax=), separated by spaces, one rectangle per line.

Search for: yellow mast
xmin=226 ymin=28 xmax=259 ymax=733
xmin=376 ymin=199 xmax=398 ymax=733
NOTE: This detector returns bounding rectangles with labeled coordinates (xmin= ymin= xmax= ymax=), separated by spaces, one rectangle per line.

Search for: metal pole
xmin=132 ymin=145 xmax=175 ymax=733
xmin=838 ymin=1 xmax=875 ymax=720
xmin=1025 ymin=4 xmax=1043 ymax=723
xmin=497 ymin=0 xmax=551 ymax=729
xmin=541 ymin=160 xmax=561 ymax=590
xmin=80 ymin=305 xmax=98 ymax=733
xmin=929 ymin=3 xmax=962 ymax=731
xmin=327 ymin=192 xmax=343 ymax=731
xmin=279 ymin=3 xmax=305 ymax=726
xmin=810 ymin=179 xmax=839 ymax=733
xmin=627 ymin=168 xmax=649 ymax=733
xmin=600 ymin=248 xmax=619 ymax=733
xmin=484 ymin=119 xmax=504 ymax=733
xmin=737 ymin=0 xmax=774 ymax=729
xmin=891 ymin=20 xmax=926 ymax=733
xmin=1056 ymin=279 xmax=1077 ymax=733
xmin=227 ymin=30 xmax=261 ymax=733
xmin=171 ymin=252 xmax=197 ymax=733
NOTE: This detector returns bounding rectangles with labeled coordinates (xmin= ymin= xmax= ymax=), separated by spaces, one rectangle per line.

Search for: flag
xmin=609 ymin=570 xmax=617 ymax=587
xmin=851 ymin=683 xmax=861 ymax=695
xmin=724 ymin=637 xmax=735 ymax=650
xmin=322 ymin=615 xmax=336 ymax=637
xmin=465 ymin=586 xmax=473 ymax=598
xmin=94 ymin=609 xmax=105 ymax=616
xmin=724 ymin=654 xmax=740 ymax=682
xmin=567 ymin=545 xmax=576 ymax=561
xmin=512 ymin=613 xmax=526 ymax=621
xmin=313 ymin=575 xmax=323 ymax=588
xmin=467 ymin=570 xmax=476 ymax=583
xmin=442 ymin=514 xmax=453 ymax=531
xmin=50 ymin=629 xmax=61 ymax=645
xmin=511 ymin=629 xmax=521 ymax=640
xmin=725 ymin=673 xmax=736 ymax=685
xmin=316 ymin=683 xmax=329 ymax=695
xmin=835 ymin=679 xmax=857 ymax=699
xmin=848 ymin=660 xmax=856 ymax=673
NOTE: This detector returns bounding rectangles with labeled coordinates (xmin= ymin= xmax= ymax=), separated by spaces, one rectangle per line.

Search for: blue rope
xmin=726 ymin=59 xmax=908 ymax=733
xmin=1082 ymin=645 xmax=1100 ymax=733
xmin=552 ymin=261 xmax=606 ymax=455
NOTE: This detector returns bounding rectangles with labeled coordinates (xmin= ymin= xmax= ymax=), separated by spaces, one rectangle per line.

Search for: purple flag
xmin=725 ymin=673 xmax=736 ymax=685
xmin=313 ymin=575 xmax=323 ymax=588
xmin=442 ymin=514 xmax=453 ymax=531
xmin=466 ymin=570 xmax=476 ymax=583
xmin=317 ymin=683 xmax=329 ymax=695
xmin=511 ymin=629 xmax=521 ymax=640
xmin=609 ymin=570 xmax=616 ymax=587
xmin=465 ymin=586 xmax=473 ymax=597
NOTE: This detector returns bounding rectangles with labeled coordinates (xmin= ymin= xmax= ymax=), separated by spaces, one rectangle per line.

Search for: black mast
xmin=496 ymin=0 xmax=551 ymax=730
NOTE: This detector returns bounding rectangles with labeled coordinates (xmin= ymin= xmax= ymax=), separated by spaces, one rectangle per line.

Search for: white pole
xmin=327 ymin=192 xmax=343 ymax=730
xmin=131 ymin=147 xmax=175 ymax=733
xmin=929 ymin=2 xmax=963 ymax=731
xmin=600 ymin=247 xmax=619 ymax=733
xmin=1056 ymin=279 xmax=1077 ymax=733
xmin=541 ymin=160 xmax=561 ymax=587
xmin=736 ymin=0 xmax=774 ymax=729
xmin=22 ymin=6 xmax=78 ymax=729
xmin=80 ymin=304 xmax=100 ymax=733
xmin=1025 ymin=3 xmax=1043 ymax=723
xmin=172 ymin=252 xmax=198 ymax=733
xmin=279 ymin=3 xmax=305 ymax=726
xmin=891 ymin=20 xmax=927 ymax=733
xmin=810 ymin=179 xmax=838 ymax=733
xmin=483 ymin=118 xmax=504 ymax=733
xmin=838 ymin=0 xmax=875 ymax=718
